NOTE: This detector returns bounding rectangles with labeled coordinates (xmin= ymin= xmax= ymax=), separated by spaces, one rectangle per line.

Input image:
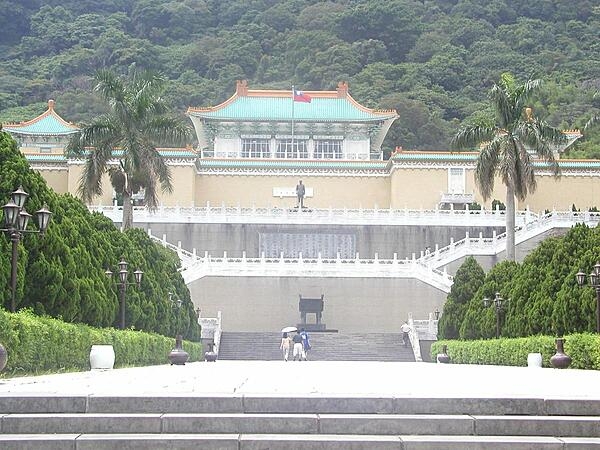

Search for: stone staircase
xmin=1 ymin=392 xmax=600 ymax=448
xmin=218 ymin=332 xmax=415 ymax=362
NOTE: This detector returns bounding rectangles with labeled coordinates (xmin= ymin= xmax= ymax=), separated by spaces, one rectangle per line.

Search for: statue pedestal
xmin=297 ymin=323 xmax=327 ymax=332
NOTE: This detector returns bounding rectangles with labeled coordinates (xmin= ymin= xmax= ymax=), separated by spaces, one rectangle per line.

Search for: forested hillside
xmin=0 ymin=0 xmax=598 ymax=155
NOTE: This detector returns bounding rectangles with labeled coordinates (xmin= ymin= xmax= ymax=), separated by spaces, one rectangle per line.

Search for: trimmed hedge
xmin=432 ymin=333 xmax=600 ymax=369
xmin=0 ymin=309 xmax=202 ymax=377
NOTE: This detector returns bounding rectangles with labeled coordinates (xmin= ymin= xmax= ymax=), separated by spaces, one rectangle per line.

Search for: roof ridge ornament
xmin=236 ymin=80 xmax=249 ymax=96
xmin=48 ymin=99 xmax=55 ymax=110
xmin=337 ymin=81 xmax=348 ymax=98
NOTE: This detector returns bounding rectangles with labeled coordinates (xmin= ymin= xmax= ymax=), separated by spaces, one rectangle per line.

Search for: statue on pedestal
xmin=296 ymin=180 xmax=306 ymax=208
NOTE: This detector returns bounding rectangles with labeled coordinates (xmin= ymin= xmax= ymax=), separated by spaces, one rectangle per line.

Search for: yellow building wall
xmin=36 ymin=168 xmax=70 ymax=194
xmin=66 ymin=164 xmax=113 ymax=205
xmin=194 ymin=174 xmax=390 ymax=208
xmin=390 ymin=167 xmax=447 ymax=208
xmin=157 ymin=165 xmax=196 ymax=206
xmin=517 ymin=175 xmax=600 ymax=211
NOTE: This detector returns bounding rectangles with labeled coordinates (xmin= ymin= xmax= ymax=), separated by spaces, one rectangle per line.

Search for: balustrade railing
xmin=144 ymin=209 xmax=600 ymax=291
xmin=90 ymin=204 xmax=538 ymax=226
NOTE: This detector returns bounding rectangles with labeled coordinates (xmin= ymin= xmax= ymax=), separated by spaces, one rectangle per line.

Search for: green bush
xmin=431 ymin=334 xmax=600 ymax=369
xmin=0 ymin=309 xmax=202 ymax=377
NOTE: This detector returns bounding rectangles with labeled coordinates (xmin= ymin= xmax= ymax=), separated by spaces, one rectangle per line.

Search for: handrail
xmin=91 ymin=204 xmax=535 ymax=226
xmin=145 ymin=210 xmax=600 ymax=292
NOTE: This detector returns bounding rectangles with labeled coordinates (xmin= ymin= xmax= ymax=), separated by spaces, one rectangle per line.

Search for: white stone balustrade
xmin=144 ymin=209 xmax=600 ymax=292
xmin=418 ymin=210 xmax=600 ymax=269
xmin=90 ymin=204 xmax=538 ymax=226
xmin=170 ymin=249 xmax=453 ymax=293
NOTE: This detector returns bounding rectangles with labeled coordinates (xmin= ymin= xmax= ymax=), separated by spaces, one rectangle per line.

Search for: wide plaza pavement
xmin=1 ymin=360 xmax=600 ymax=399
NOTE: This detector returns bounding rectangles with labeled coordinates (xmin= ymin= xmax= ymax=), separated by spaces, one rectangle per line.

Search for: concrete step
xmin=2 ymin=413 xmax=600 ymax=437
xmin=218 ymin=332 xmax=415 ymax=362
xmin=1 ymin=433 xmax=599 ymax=449
xmin=2 ymin=395 xmax=600 ymax=416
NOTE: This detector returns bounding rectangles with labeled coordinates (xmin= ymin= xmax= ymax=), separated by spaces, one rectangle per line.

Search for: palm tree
xmin=451 ymin=73 xmax=566 ymax=261
xmin=67 ymin=69 xmax=191 ymax=229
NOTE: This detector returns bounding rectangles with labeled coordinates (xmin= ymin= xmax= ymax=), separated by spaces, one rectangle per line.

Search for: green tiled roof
xmin=392 ymin=151 xmax=600 ymax=168
xmin=25 ymin=154 xmax=66 ymax=162
xmin=190 ymin=97 xmax=397 ymax=122
xmin=197 ymin=158 xmax=388 ymax=170
xmin=4 ymin=114 xmax=78 ymax=136
xmin=392 ymin=152 xmax=477 ymax=162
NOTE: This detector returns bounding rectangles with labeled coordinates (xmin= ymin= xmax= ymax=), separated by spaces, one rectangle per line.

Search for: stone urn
xmin=550 ymin=338 xmax=571 ymax=369
xmin=0 ymin=342 xmax=7 ymax=372
xmin=89 ymin=344 xmax=115 ymax=370
xmin=436 ymin=344 xmax=450 ymax=364
xmin=204 ymin=342 xmax=217 ymax=362
xmin=168 ymin=335 xmax=189 ymax=365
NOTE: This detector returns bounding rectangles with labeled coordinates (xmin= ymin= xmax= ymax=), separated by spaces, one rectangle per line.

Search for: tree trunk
xmin=505 ymin=184 xmax=516 ymax=261
xmin=122 ymin=191 xmax=133 ymax=230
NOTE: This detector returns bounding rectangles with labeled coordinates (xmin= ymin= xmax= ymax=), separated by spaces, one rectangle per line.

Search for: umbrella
xmin=281 ymin=326 xmax=297 ymax=333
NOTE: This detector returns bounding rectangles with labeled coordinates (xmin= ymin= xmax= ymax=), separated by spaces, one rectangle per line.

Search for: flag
xmin=293 ymin=88 xmax=311 ymax=103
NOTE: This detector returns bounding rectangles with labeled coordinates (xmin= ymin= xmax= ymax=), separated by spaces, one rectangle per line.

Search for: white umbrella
xmin=281 ymin=326 xmax=297 ymax=333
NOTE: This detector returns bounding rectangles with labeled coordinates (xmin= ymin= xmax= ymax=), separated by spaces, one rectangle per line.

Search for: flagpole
xmin=291 ymin=85 xmax=295 ymax=155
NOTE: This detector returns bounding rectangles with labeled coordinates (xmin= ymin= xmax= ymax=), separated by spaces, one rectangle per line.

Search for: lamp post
xmin=168 ymin=291 xmax=189 ymax=365
xmin=105 ymin=259 xmax=143 ymax=329
xmin=576 ymin=263 xmax=600 ymax=333
xmin=1 ymin=186 xmax=52 ymax=312
xmin=434 ymin=308 xmax=440 ymax=320
xmin=169 ymin=291 xmax=183 ymax=335
xmin=483 ymin=292 xmax=506 ymax=338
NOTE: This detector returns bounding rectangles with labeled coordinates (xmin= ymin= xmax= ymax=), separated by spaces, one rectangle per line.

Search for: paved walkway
xmin=1 ymin=361 xmax=599 ymax=399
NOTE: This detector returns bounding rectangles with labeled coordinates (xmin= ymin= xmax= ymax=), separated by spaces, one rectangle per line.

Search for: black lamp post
xmin=1 ymin=186 xmax=52 ymax=312
xmin=168 ymin=291 xmax=189 ymax=365
xmin=105 ymin=259 xmax=143 ymax=329
xmin=169 ymin=291 xmax=183 ymax=334
xmin=483 ymin=292 xmax=506 ymax=339
xmin=576 ymin=262 xmax=600 ymax=333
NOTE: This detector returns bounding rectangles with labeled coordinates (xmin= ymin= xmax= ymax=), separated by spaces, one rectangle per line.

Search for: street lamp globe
xmin=2 ymin=200 xmax=20 ymax=227
xmin=18 ymin=210 xmax=31 ymax=231
xmin=36 ymin=205 xmax=52 ymax=233
xmin=11 ymin=186 xmax=29 ymax=208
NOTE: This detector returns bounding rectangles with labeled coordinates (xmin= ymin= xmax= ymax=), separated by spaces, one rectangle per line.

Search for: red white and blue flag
xmin=293 ymin=88 xmax=311 ymax=103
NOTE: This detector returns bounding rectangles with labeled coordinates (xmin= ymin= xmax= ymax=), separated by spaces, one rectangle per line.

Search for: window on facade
xmin=276 ymin=139 xmax=308 ymax=158
xmin=448 ymin=168 xmax=465 ymax=193
xmin=241 ymin=139 xmax=270 ymax=158
xmin=314 ymin=140 xmax=342 ymax=159
xmin=40 ymin=146 xmax=52 ymax=153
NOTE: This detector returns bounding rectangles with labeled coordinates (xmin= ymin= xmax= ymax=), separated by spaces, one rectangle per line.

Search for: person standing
xmin=401 ymin=321 xmax=411 ymax=348
xmin=292 ymin=330 xmax=303 ymax=361
xmin=280 ymin=332 xmax=292 ymax=361
xmin=296 ymin=180 xmax=306 ymax=208
xmin=300 ymin=328 xmax=311 ymax=360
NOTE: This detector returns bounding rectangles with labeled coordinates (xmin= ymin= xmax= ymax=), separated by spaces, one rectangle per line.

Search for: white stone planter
xmin=89 ymin=345 xmax=115 ymax=370
xmin=527 ymin=352 xmax=542 ymax=368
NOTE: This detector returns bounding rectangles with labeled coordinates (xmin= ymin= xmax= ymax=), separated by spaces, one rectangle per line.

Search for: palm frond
xmin=474 ymin=139 xmax=501 ymax=200
xmin=142 ymin=116 xmax=192 ymax=147
xmin=584 ymin=115 xmax=599 ymax=131
xmin=489 ymin=82 xmax=514 ymax=129
xmin=450 ymin=125 xmax=495 ymax=150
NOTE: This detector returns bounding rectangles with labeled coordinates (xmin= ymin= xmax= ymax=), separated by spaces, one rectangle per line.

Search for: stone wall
xmin=139 ymin=222 xmax=504 ymax=260
xmin=189 ymin=276 xmax=446 ymax=333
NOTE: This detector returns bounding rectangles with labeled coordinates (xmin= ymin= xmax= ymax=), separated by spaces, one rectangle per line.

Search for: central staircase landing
xmin=217 ymin=332 xmax=416 ymax=361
